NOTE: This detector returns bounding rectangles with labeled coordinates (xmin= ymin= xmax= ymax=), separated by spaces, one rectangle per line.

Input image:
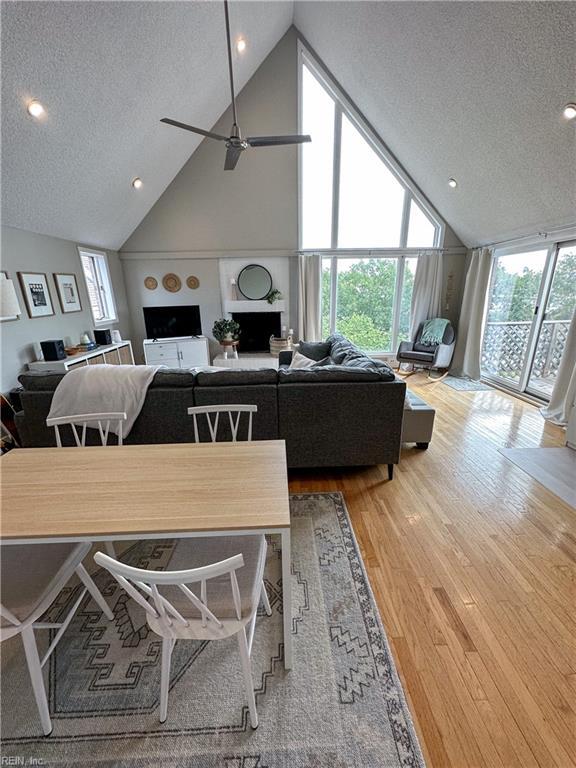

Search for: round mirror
xmin=237 ymin=264 xmax=273 ymax=301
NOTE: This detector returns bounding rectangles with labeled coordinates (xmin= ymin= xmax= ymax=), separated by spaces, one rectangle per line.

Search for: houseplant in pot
xmin=213 ymin=318 xmax=241 ymax=359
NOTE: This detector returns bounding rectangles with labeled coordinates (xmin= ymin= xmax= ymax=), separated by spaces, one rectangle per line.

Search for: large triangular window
xmin=299 ymin=45 xmax=444 ymax=353
xmin=299 ymin=48 xmax=443 ymax=250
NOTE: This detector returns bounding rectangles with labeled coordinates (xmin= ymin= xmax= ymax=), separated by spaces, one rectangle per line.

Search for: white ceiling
xmin=2 ymin=1 xmax=575 ymax=250
xmin=295 ymin=1 xmax=576 ymax=247
xmin=1 ymin=0 xmax=293 ymax=250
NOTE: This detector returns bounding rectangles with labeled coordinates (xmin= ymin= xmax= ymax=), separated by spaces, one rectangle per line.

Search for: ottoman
xmin=402 ymin=390 xmax=436 ymax=449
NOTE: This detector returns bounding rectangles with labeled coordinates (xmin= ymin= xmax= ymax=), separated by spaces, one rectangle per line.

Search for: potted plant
xmin=266 ymin=288 xmax=282 ymax=305
xmin=212 ymin=317 xmax=241 ymax=343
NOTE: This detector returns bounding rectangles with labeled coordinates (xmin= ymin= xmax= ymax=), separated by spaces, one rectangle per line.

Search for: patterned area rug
xmin=442 ymin=376 xmax=492 ymax=391
xmin=1 ymin=493 xmax=425 ymax=767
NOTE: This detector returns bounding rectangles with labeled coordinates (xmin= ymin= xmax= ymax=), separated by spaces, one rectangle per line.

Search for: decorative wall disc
xmin=186 ymin=275 xmax=200 ymax=290
xmin=162 ymin=273 xmax=182 ymax=292
xmin=144 ymin=276 xmax=158 ymax=290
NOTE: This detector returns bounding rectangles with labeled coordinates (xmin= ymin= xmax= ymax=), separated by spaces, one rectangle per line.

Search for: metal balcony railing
xmin=481 ymin=319 xmax=569 ymax=393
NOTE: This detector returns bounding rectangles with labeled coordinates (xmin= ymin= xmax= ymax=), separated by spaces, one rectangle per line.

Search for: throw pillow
xmin=289 ymin=351 xmax=318 ymax=369
xmin=298 ymin=340 xmax=332 ymax=362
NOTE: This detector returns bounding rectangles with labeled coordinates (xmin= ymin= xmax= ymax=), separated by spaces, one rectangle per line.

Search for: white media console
xmin=143 ymin=336 xmax=210 ymax=368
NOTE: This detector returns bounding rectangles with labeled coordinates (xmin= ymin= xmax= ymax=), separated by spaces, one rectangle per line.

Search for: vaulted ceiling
xmin=2 ymin=1 xmax=575 ymax=250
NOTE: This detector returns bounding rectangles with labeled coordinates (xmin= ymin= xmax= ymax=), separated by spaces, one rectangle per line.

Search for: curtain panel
xmin=298 ymin=253 xmax=322 ymax=342
xmin=541 ymin=308 xmax=576 ymax=427
xmin=451 ymin=247 xmax=493 ymax=380
xmin=409 ymin=250 xmax=444 ymax=340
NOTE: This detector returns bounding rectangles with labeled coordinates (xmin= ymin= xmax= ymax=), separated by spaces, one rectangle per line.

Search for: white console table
xmin=28 ymin=341 xmax=134 ymax=371
xmin=143 ymin=336 xmax=210 ymax=368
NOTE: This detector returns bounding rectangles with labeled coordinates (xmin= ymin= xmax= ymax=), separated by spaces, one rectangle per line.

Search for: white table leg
xmin=281 ymin=527 xmax=292 ymax=669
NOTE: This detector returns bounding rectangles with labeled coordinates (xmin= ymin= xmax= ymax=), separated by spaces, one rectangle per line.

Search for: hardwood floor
xmin=289 ymin=377 xmax=575 ymax=768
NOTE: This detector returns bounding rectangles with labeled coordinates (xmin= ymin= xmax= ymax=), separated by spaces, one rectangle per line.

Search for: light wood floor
xmin=289 ymin=377 xmax=575 ymax=768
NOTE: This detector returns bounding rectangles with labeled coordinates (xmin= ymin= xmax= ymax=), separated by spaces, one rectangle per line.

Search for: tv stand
xmin=143 ymin=336 xmax=209 ymax=368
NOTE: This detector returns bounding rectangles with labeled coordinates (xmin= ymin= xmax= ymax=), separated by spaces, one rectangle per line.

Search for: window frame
xmin=77 ymin=247 xmax=118 ymax=326
xmin=321 ymin=251 xmax=417 ymax=355
xmin=298 ymin=41 xmax=445 ymax=251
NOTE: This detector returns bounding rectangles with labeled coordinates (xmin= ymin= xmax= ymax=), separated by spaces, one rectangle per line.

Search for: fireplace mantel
xmin=224 ymin=299 xmax=286 ymax=314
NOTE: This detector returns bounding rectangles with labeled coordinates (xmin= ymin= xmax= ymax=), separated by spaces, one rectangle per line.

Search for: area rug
xmin=442 ymin=376 xmax=492 ymax=391
xmin=499 ymin=446 xmax=576 ymax=509
xmin=0 ymin=493 xmax=425 ymax=768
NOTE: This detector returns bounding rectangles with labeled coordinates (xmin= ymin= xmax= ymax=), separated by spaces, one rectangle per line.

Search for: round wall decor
xmin=162 ymin=273 xmax=182 ymax=292
xmin=144 ymin=276 xmax=158 ymax=290
xmin=186 ymin=275 xmax=200 ymax=290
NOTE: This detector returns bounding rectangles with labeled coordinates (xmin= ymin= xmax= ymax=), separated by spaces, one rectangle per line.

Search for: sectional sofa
xmin=15 ymin=335 xmax=408 ymax=473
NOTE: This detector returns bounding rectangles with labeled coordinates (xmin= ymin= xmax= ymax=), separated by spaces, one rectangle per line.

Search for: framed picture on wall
xmin=1 ymin=271 xmax=21 ymax=322
xmin=54 ymin=272 xmax=82 ymax=313
xmin=17 ymin=272 xmax=55 ymax=318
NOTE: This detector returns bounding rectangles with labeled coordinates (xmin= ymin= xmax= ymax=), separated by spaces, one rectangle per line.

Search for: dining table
xmin=0 ymin=439 xmax=293 ymax=669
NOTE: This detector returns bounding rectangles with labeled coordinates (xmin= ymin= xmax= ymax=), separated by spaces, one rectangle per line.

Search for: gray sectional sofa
xmin=14 ymin=335 xmax=408 ymax=473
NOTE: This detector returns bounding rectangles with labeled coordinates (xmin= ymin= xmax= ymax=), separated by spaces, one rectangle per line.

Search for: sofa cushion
xmin=18 ymin=371 xmax=66 ymax=392
xmin=298 ymin=340 xmax=332 ymax=362
xmin=278 ymin=365 xmax=387 ymax=383
xmin=195 ymin=368 xmax=278 ymax=387
xmin=327 ymin=334 xmax=360 ymax=364
xmin=151 ymin=369 xmax=196 ymax=388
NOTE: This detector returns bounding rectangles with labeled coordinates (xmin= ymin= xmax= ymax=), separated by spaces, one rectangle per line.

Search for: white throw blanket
xmin=48 ymin=364 xmax=160 ymax=437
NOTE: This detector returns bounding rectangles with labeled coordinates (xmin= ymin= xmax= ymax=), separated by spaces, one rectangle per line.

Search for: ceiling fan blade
xmin=224 ymin=145 xmax=243 ymax=170
xmin=160 ymin=118 xmax=228 ymax=142
xmin=247 ymin=134 xmax=312 ymax=147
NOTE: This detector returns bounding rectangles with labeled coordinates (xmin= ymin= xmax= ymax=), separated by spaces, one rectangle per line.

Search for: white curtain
xmin=298 ymin=253 xmax=322 ymax=341
xmin=409 ymin=250 xmax=443 ymax=340
xmin=541 ymin=308 xmax=576 ymax=426
xmin=450 ymin=247 xmax=493 ymax=380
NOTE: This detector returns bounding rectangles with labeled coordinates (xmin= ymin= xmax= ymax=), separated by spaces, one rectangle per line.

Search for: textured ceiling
xmin=2 ymin=1 xmax=575 ymax=250
xmin=1 ymin=0 xmax=293 ymax=249
xmin=294 ymin=1 xmax=576 ymax=247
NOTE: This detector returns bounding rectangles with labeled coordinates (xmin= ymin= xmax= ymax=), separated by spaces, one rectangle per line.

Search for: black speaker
xmin=94 ymin=328 xmax=112 ymax=345
xmin=41 ymin=339 xmax=66 ymax=361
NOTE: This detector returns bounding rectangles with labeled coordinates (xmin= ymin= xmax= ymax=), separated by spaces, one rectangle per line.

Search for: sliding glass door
xmin=481 ymin=241 xmax=575 ymax=400
xmin=526 ymin=243 xmax=576 ymax=398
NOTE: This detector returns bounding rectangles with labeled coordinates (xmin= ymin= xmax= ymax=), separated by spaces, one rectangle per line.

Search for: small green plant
xmin=212 ymin=317 xmax=241 ymax=342
xmin=266 ymin=288 xmax=282 ymax=305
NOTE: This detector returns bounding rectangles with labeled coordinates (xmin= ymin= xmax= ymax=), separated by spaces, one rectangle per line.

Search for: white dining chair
xmin=46 ymin=412 xmax=127 ymax=558
xmin=46 ymin=412 xmax=127 ymax=447
xmin=0 ymin=542 xmax=114 ymax=736
xmin=94 ymin=534 xmax=272 ymax=728
xmin=187 ymin=404 xmax=257 ymax=443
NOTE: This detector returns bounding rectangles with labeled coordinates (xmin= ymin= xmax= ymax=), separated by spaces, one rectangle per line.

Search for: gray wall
xmin=121 ymin=28 xmax=298 ymax=254
xmin=0 ymin=226 xmax=131 ymax=392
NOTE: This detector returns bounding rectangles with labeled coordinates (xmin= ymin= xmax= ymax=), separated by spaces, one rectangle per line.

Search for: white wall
xmin=120 ymin=255 xmax=223 ymax=362
xmin=0 ymin=225 xmax=131 ymax=392
xmin=121 ymin=29 xmax=298 ymax=254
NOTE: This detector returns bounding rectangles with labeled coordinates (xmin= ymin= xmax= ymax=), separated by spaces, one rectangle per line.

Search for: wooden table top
xmin=1 ymin=441 xmax=290 ymax=541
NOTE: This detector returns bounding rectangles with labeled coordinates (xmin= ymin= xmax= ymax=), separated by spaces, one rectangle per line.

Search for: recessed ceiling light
xmin=236 ymin=38 xmax=246 ymax=53
xmin=27 ymin=100 xmax=45 ymax=118
xmin=448 ymin=178 xmax=458 ymax=188
xmin=563 ymin=103 xmax=576 ymax=120
xmin=132 ymin=177 xmax=143 ymax=189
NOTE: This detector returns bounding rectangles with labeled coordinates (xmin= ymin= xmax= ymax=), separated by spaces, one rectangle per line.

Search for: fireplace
xmin=232 ymin=312 xmax=281 ymax=353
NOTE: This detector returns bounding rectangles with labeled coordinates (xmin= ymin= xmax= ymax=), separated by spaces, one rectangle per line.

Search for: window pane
xmin=335 ymin=258 xmax=397 ymax=352
xmin=301 ymin=65 xmax=335 ymax=249
xmin=481 ymin=250 xmax=547 ymax=384
xmin=407 ymin=199 xmax=436 ymax=247
xmin=398 ymin=257 xmax=417 ymax=343
xmin=81 ymin=254 xmax=106 ymax=321
xmin=321 ymin=257 xmax=332 ymax=337
xmin=338 ymin=115 xmax=404 ymax=248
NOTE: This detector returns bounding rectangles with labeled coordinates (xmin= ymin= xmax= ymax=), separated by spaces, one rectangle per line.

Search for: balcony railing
xmin=481 ymin=319 xmax=569 ymax=396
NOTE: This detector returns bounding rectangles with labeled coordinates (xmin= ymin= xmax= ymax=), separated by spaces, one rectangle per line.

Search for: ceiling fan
xmin=160 ymin=0 xmax=311 ymax=170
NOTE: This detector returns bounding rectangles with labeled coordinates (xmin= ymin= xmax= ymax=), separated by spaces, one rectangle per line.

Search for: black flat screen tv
xmin=143 ymin=305 xmax=202 ymax=339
